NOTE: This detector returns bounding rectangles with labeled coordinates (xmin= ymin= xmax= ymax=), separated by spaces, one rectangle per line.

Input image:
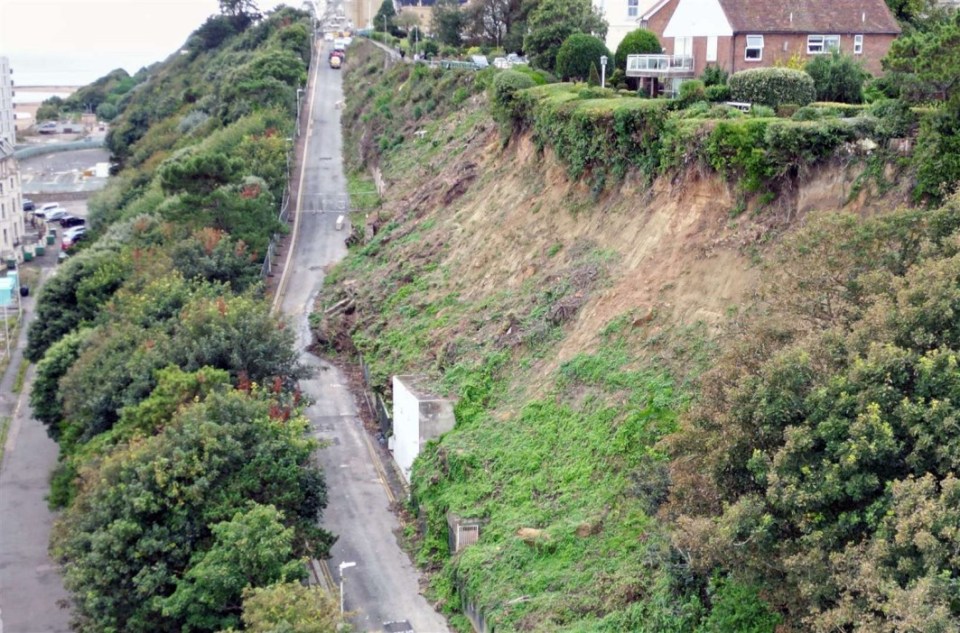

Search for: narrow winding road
xmin=278 ymin=42 xmax=451 ymax=633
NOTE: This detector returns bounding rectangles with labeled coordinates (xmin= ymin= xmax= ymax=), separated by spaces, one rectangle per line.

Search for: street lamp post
xmin=338 ymin=561 xmax=356 ymax=616
xmin=296 ymin=87 xmax=305 ymax=137
xmin=600 ymin=55 xmax=607 ymax=89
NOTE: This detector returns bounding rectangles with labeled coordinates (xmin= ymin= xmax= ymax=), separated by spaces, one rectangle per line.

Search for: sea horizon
xmin=6 ymin=49 xmax=179 ymax=88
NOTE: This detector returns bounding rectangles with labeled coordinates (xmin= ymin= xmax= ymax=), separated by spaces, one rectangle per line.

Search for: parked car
xmin=22 ymin=198 xmax=35 ymax=211
xmin=36 ymin=121 xmax=58 ymax=134
xmin=59 ymin=215 xmax=86 ymax=228
xmin=45 ymin=209 xmax=69 ymax=222
xmin=62 ymin=227 xmax=87 ymax=250
xmin=35 ymin=203 xmax=63 ymax=219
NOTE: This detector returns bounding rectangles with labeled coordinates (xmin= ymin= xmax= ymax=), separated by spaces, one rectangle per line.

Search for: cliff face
xmin=324 ymin=41 xmax=916 ymax=631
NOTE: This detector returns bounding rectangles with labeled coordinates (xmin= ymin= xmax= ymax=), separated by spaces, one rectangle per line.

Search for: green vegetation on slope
xmin=329 ymin=35 xmax=960 ymax=631
xmin=27 ymin=7 xmax=341 ymax=632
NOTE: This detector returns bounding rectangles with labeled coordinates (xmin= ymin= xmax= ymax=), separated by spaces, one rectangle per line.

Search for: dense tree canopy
xmin=883 ymin=12 xmax=960 ymax=105
xmin=555 ymin=34 xmax=611 ymax=82
xmin=524 ymin=0 xmax=607 ymax=72
xmin=614 ymin=28 xmax=661 ymax=72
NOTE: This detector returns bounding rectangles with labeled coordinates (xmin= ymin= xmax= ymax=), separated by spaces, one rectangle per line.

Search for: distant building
xmin=627 ymin=0 xmax=901 ymax=95
xmin=0 ymin=57 xmax=15 ymax=146
xmin=391 ymin=375 xmax=456 ymax=482
xmin=0 ymin=140 xmax=26 ymax=263
xmin=0 ymin=58 xmax=24 ymax=263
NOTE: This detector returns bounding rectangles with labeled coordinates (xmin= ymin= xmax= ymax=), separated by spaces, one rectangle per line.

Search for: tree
xmin=95 ymin=101 xmax=118 ymax=121
xmin=883 ymin=0 xmax=950 ymax=30
xmin=219 ymin=0 xmax=261 ymax=30
xmin=804 ymin=50 xmax=868 ymax=103
xmin=160 ymin=504 xmax=306 ymax=632
xmin=524 ymin=0 xmax=607 ymax=72
xmin=54 ymin=389 xmax=332 ymax=633
xmin=159 ymin=151 xmax=243 ymax=197
xmin=237 ymin=582 xmax=343 ymax=632
xmin=373 ymin=0 xmax=396 ymax=33
xmin=883 ymin=13 xmax=960 ymax=105
xmin=614 ymin=28 xmax=660 ymax=72
xmin=555 ymin=33 xmax=610 ymax=82
xmin=466 ymin=0 xmax=521 ymax=48
xmin=433 ymin=0 xmax=467 ymax=48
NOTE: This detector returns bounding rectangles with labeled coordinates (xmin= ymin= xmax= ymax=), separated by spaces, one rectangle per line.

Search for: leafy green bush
xmin=700 ymin=64 xmax=728 ymax=87
xmin=705 ymin=84 xmax=731 ymax=102
xmin=729 ymin=67 xmax=816 ymax=108
xmin=614 ymin=28 xmax=661 ymax=72
xmin=804 ymin=50 xmax=868 ymax=104
xmin=912 ymin=106 xmax=960 ymax=205
xmin=491 ymin=70 xmax=536 ymax=126
xmin=679 ymin=79 xmax=706 ymax=106
xmin=750 ymin=104 xmax=775 ymax=118
xmin=555 ymin=33 xmax=611 ymax=82
xmin=868 ymin=98 xmax=917 ymax=138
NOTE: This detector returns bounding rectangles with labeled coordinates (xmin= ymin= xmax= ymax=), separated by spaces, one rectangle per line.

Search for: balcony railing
xmin=625 ymin=54 xmax=695 ymax=77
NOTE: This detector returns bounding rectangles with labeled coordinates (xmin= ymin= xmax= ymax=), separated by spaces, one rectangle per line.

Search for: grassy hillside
xmin=322 ymin=40 xmax=960 ymax=631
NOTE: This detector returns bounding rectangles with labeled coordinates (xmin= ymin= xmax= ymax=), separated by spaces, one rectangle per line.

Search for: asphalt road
xmin=280 ymin=43 xmax=450 ymax=633
xmin=0 ymin=265 xmax=72 ymax=633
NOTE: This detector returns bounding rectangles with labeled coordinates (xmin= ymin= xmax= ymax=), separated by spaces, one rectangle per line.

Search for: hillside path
xmin=0 ymin=267 xmax=72 ymax=633
xmin=278 ymin=40 xmax=451 ymax=633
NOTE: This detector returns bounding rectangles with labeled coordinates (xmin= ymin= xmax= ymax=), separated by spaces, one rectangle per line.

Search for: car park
xmin=59 ymin=215 xmax=86 ymax=228
xmin=22 ymin=198 xmax=35 ymax=211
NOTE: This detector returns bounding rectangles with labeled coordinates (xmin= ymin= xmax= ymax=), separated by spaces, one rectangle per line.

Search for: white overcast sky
xmin=0 ymin=0 xmax=269 ymax=85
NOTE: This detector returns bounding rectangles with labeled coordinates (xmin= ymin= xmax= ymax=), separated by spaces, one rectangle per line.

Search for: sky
xmin=0 ymin=0 xmax=259 ymax=86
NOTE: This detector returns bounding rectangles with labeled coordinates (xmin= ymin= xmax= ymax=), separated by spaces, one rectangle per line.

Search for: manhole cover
xmin=383 ymin=621 xmax=414 ymax=633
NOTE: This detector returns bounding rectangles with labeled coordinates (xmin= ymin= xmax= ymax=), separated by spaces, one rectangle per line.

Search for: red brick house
xmin=626 ymin=0 xmax=901 ymax=93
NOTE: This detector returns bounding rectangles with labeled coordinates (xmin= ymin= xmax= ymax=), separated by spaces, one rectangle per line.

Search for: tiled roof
xmin=718 ymin=0 xmax=901 ymax=34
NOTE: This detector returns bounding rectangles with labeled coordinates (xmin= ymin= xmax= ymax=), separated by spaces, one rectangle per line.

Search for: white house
xmin=391 ymin=375 xmax=456 ymax=482
xmin=595 ymin=0 xmax=663 ymax=57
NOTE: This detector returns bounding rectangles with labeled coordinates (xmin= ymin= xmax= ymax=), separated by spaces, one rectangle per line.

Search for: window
xmin=674 ymin=36 xmax=692 ymax=57
xmin=745 ymin=35 xmax=764 ymax=61
xmin=628 ymin=0 xmax=638 ymax=18
xmin=706 ymin=36 xmax=718 ymax=62
xmin=807 ymin=34 xmax=840 ymax=54
xmin=854 ymin=34 xmax=864 ymax=54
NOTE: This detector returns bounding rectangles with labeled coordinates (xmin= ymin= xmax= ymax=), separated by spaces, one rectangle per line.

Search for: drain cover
xmin=383 ymin=621 xmax=414 ymax=633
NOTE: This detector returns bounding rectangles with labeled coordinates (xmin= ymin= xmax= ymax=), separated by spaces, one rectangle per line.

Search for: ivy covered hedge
xmin=506 ymin=83 xmax=888 ymax=198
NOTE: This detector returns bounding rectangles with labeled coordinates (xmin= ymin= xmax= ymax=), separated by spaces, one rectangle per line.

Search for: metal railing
xmin=625 ymin=54 xmax=695 ymax=75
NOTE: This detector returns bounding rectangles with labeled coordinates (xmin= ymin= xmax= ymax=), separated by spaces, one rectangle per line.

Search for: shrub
xmin=776 ymin=103 xmax=800 ymax=118
xmin=804 ymin=51 xmax=868 ymax=104
xmin=750 ymin=104 xmax=776 ymax=118
xmin=555 ymin=33 xmax=611 ymax=82
xmin=679 ymin=80 xmax=706 ymax=106
xmin=791 ymin=105 xmax=823 ymax=121
xmin=609 ymin=68 xmax=627 ymax=89
xmin=491 ymin=70 xmax=536 ymax=126
xmin=420 ymin=40 xmax=440 ymax=58
xmin=868 ymin=98 xmax=917 ymax=137
xmin=705 ymin=84 xmax=731 ymax=102
xmin=729 ymin=67 xmax=816 ymax=108
xmin=912 ymin=106 xmax=960 ymax=205
xmin=700 ymin=65 xmax=728 ymax=87
xmin=614 ymin=28 xmax=661 ymax=72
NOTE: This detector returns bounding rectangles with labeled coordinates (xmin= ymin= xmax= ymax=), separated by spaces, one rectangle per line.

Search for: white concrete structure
xmin=0 ymin=57 xmax=15 ymax=146
xmin=595 ymin=0 xmax=661 ymax=57
xmin=391 ymin=375 xmax=456 ymax=482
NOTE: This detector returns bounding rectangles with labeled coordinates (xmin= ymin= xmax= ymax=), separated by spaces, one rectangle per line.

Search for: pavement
xmin=19 ymin=148 xmax=111 ymax=196
xmin=278 ymin=41 xmax=451 ymax=633
xmin=0 ymin=260 xmax=72 ymax=633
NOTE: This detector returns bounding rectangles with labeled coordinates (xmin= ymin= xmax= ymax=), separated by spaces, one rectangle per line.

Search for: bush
xmin=679 ymin=80 xmax=706 ymax=106
xmin=912 ymin=106 xmax=960 ymax=205
xmin=791 ymin=105 xmax=823 ymax=121
xmin=705 ymin=84 xmax=731 ymax=102
xmin=700 ymin=65 xmax=728 ymax=87
xmin=491 ymin=70 xmax=536 ymax=124
xmin=614 ymin=28 xmax=661 ymax=72
xmin=750 ymin=104 xmax=775 ymax=118
xmin=868 ymin=98 xmax=917 ymax=137
xmin=555 ymin=33 xmax=611 ymax=82
xmin=420 ymin=39 xmax=440 ymax=58
xmin=96 ymin=102 xmax=119 ymax=121
xmin=776 ymin=103 xmax=800 ymax=118
xmin=804 ymin=51 xmax=868 ymax=104
xmin=729 ymin=67 xmax=816 ymax=108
